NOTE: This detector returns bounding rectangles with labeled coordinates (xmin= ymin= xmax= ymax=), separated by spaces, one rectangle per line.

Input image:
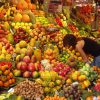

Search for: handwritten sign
xmin=48 ymin=0 xmax=63 ymax=13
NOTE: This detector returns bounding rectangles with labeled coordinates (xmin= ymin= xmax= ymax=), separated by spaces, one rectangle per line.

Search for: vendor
xmin=63 ymin=34 xmax=100 ymax=67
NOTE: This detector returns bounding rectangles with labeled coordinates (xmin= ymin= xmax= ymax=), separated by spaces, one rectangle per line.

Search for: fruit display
xmin=14 ymin=40 xmax=42 ymax=78
xmin=14 ymin=79 xmax=44 ymax=100
xmin=75 ymin=4 xmax=94 ymax=24
xmin=13 ymin=28 xmax=30 ymax=43
xmin=36 ymin=71 xmax=64 ymax=94
xmin=29 ymin=24 xmax=50 ymax=45
xmin=0 ymin=63 xmax=16 ymax=88
xmin=53 ymin=63 xmax=71 ymax=79
xmin=63 ymin=83 xmax=82 ymax=100
xmin=94 ymin=83 xmax=100 ymax=92
xmin=11 ymin=22 xmax=32 ymax=32
xmin=44 ymin=95 xmax=66 ymax=100
xmin=80 ymin=64 xmax=98 ymax=81
xmin=0 ymin=93 xmax=24 ymax=100
xmin=71 ymin=70 xmax=91 ymax=89
xmin=0 ymin=0 xmax=100 ymax=100
xmin=36 ymin=16 xmax=49 ymax=25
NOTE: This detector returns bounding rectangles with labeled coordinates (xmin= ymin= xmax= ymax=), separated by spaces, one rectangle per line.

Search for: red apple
xmin=31 ymin=55 xmax=37 ymax=63
xmin=23 ymin=56 xmax=31 ymax=63
xmin=17 ymin=62 xmax=22 ymax=69
xmin=26 ymin=49 xmax=33 ymax=57
xmin=23 ymin=71 xmax=31 ymax=78
xmin=17 ymin=61 xmax=27 ymax=71
xmin=27 ymin=63 xmax=35 ymax=72
xmin=5 ymin=43 xmax=10 ymax=49
xmin=37 ymin=63 xmax=42 ymax=71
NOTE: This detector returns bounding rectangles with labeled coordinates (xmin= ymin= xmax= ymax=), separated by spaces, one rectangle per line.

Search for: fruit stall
xmin=0 ymin=0 xmax=100 ymax=100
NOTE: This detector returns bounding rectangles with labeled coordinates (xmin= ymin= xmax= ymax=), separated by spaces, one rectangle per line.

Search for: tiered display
xmin=0 ymin=0 xmax=100 ymax=100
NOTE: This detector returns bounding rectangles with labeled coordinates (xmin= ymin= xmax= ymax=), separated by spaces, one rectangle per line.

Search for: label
xmin=36 ymin=97 xmax=41 ymax=100
xmin=48 ymin=0 xmax=62 ymax=13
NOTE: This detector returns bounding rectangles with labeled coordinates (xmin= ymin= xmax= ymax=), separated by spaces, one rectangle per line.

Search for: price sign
xmin=48 ymin=0 xmax=63 ymax=13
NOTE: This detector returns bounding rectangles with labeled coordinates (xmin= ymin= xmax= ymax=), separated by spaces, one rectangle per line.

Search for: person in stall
xmin=63 ymin=34 xmax=100 ymax=67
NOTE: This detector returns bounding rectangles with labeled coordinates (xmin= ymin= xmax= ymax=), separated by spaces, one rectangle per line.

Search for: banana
xmin=0 ymin=96 xmax=6 ymax=100
xmin=0 ymin=6 xmax=4 ymax=13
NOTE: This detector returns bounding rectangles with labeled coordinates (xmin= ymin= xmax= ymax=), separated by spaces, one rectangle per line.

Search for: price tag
xmin=55 ymin=90 xmax=59 ymax=96
xmin=10 ymin=28 xmax=14 ymax=35
xmin=12 ymin=53 xmax=16 ymax=58
xmin=36 ymin=97 xmax=41 ymax=100
xmin=48 ymin=0 xmax=63 ymax=13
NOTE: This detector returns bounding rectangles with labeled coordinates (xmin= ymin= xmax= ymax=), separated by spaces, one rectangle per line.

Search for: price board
xmin=48 ymin=0 xmax=63 ymax=13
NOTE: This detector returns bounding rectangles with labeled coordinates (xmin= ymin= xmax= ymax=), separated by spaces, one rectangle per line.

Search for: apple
xmin=27 ymin=63 xmax=35 ymax=72
xmin=17 ymin=61 xmax=27 ymax=71
xmin=26 ymin=49 xmax=33 ymax=57
xmin=32 ymin=71 xmax=39 ymax=78
xmin=31 ymin=55 xmax=37 ymax=63
xmin=17 ymin=62 xmax=22 ymax=69
xmin=5 ymin=43 xmax=10 ymax=49
xmin=37 ymin=63 xmax=42 ymax=71
xmin=23 ymin=56 xmax=31 ymax=63
xmin=23 ymin=71 xmax=31 ymax=78
xmin=13 ymin=69 xmax=21 ymax=77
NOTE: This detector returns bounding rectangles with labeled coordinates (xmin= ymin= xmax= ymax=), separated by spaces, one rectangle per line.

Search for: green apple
xmin=13 ymin=70 xmax=21 ymax=77
xmin=32 ymin=71 xmax=39 ymax=78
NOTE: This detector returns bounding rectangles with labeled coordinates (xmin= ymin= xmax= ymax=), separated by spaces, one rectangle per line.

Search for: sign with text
xmin=48 ymin=0 xmax=63 ymax=13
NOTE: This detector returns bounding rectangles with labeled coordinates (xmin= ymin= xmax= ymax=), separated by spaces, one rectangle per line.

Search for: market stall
xmin=0 ymin=0 xmax=100 ymax=100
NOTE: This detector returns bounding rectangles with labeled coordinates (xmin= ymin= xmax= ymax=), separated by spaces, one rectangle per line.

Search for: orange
xmin=1 ymin=66 xmax=6 ymax=72
xmin=12 ymin=78 xmax=15 ymax=83
xmin=0 ymin=81 xmax=3 ymax=87
xmin=8 ymin=79 xmax=12 ymax=85
xmin=4 ymin=82 xmax=9 ymax=87
xmin=97 ymin=96 xmax=100 ymax=100
xmin=1 ymin=76 xmax=7 ymax=82
xmin=9 ymin=73 xmax=13 ymax=78
xmin=3 ymin=70 xmax=10 ymax=75
xmin=7 ymin=75 xmax=11 ymax=80
xmin=86 ymin=96 xmax=93 ymax=100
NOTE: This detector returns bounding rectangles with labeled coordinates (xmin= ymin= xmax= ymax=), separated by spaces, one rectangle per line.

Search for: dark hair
xmin=63 ymin=34 xmax=77 ymax=47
